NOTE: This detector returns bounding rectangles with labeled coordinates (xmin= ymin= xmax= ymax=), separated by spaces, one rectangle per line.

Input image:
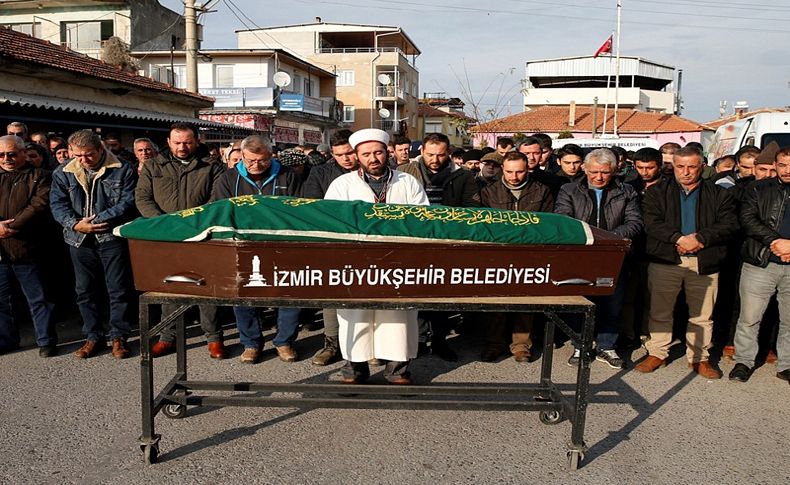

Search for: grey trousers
xmin=322 ymin=308 xmax=339 ymax=338
xmin=734 ymin=262 xmax=790 ymax=372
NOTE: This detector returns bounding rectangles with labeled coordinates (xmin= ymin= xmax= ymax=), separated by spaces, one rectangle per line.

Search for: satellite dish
xmin=273 ymin=71 xmax=291 ymax=88
xmin=377 ymin=74 xmax=392 ymax=85
xmin=378 ymin=108 xmax=391 ymax=119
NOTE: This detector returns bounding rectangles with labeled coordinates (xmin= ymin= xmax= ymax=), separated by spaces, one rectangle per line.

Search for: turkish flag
xmin=594 ymin=35 xmax=613 ymax=58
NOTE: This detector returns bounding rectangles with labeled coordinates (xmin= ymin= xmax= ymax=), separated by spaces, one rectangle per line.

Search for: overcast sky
xmin=160 ymin=0 xmax=790 ymax=124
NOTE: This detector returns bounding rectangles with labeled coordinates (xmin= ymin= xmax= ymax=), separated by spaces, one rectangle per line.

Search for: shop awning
xmin=0 ymin=90 xmax=246 ymax=131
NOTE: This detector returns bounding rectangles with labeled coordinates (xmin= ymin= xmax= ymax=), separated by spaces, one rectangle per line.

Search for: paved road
xmin=1 ymin=324 xmax=788 ymax=485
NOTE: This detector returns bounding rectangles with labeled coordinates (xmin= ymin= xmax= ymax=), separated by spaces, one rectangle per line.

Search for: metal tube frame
xmin=138 ymin=293 xmax=595 ymax=469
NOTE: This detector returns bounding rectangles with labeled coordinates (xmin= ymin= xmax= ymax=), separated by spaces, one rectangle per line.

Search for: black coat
xmin=302 ymin=161 xmax=353 ymax=199
xmin=642 ymin=178 xmax=737 ymax=274
xmin=554 ymin=179 xmax=643 ymax=240
xmin=399 ymin=161 xmax=480 ymax=207
xmin=480 ymin=177 xmax=554 ymax=212
xmin=739 ymin=177 xmax=790 ymax=267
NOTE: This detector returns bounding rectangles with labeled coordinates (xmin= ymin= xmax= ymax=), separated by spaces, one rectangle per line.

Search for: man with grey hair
xmin=0 ymin=135 xmax=57 ymax=357
xmin=135 ymin=122 xmax=226 ymax=359
xmin=555 ymin=148 xmax=643 ymax=369
xmin=50 ymin=129 xmax=139 ymax=359
xmin=133 ymin=138 xmax=158 ymax=175
xmin=636 ymin=146 xmax=737 ymax=378
xmin=6 ymin=122 xmax=28 ymax=141
xmin=211 ymin=134 xmax=303 ymax=364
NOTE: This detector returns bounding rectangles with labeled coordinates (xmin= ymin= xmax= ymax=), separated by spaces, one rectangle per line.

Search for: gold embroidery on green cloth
xmin=280 ymin=198 xmax=320 ymax=207
xmin=229 ymin=195 xmax=259 ymax=207
xmin=364 ymin=204 xmax=541 ymax=226
xmin=176 ymin=206 xmax=206 ymax=218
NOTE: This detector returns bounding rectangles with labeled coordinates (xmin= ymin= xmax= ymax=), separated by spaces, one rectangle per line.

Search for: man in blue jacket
xmin=50 ymin=130 xmax=138 ymax=359
xmin=211 ymin=135 xmax=303 ymax=364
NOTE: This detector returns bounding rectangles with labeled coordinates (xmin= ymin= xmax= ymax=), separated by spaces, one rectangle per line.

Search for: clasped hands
xmin=770 ymin=239 xmax=790 ymax=263
xmin=676 ymin=233 xmax=704 ymax=255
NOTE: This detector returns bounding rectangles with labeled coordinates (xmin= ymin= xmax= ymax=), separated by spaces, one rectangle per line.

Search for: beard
xmin=364 ymin=160 xmax=387 ymax=177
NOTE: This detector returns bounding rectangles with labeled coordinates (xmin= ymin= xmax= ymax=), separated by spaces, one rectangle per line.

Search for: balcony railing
xmin=376 ymin=85 xmax=405 ymax=99
xmin=60 ymin=40 xmax=107 ymax=59
xmin=317 ymin=46 xmax=406 ymax=56
xmin=376 ymin=120 xmax=395 ymax=131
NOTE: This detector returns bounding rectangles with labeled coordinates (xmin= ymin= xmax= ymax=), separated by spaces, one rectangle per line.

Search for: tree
xmin=101 ymin=37 xmax=139 ymax=73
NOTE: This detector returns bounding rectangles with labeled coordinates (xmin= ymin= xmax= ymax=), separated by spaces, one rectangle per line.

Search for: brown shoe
xmin=722 ymin=345 xmax=736 ymax=359
xmin=388 ymin=376 xmax=412 ymax=385
xmin=513 ymin=350 xmax=531 ymax=363
xmin=208 ymin=341 xmax=226 ymax=359
xmin=75 ymin=340 xmax=106 ymax=359
xmin=634 ymin=355 xmax=666 ymax=373
xmin=150 ymin=341 xmax=175 ymax=358
xmin=111 ymin=339 xmax=130 ymax=360
xmin=275 ymin=344 xmax=297 ymax=362
xmin=690 ymin=361 xmax=722 ymax=379
xmin=766 ymin=350 xmax=777 ymax=364
xmin=240 ymin=347 xmax=260 ymax=364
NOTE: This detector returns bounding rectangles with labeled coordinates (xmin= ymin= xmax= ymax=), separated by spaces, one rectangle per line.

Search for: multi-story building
xmin=523 ymin=56 xmax=679 ymax=114
xmin=418 ymin=94 xmax=474 ymax=147
xmin=236 ymin=20 xmax=421 ymax=139
xmin=133 ymin=48 xmax=342 ymax=145
xmin=0 ymin=0 xmax=185 ymax=59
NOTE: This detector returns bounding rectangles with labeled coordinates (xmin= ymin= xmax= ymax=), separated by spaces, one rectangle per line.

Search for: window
xmin=293 ymin=74 xmax=303 ymax=94
xmin=214 ymin=65 xmax=234 ymax=88
xmin=343 ymin=106 xmax=355 ymax=123
xmin=151 ymin=65 xmax=186 ymax=89
xmin=336 ymin=70 xmax=355 ymax=87
xmin=61 ymin=20 xmax=113 ymax=50
xmin=425 ymin=122 xmax=443 ymax=134
xmin=304 ymin=77 xmax=313 ymax=96
xmin=2 ymin=23 xmax=41 ymax=38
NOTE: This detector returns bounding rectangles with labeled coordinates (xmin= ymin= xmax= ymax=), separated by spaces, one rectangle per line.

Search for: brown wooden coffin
xmin=128 ymin=226 xmax=629 ymax=299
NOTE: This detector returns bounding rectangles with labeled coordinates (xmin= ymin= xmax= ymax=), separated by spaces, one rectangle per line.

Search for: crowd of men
xmin=0 ymin=120 xmax=787 ymax=387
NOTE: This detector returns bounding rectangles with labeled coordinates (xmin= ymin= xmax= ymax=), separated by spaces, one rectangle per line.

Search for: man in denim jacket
xmin=50 ymin=130 xmax=138 ymax=359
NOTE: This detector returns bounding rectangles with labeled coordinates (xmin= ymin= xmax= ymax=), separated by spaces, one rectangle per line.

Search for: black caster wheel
xmin=162 ymin=404 xmax=187 ymax=419
xmin=539 ymin=410 xmax=564 ymax=425
xmin=142 ymin=444 xmax=159 ymax=464
xmin=567 ymin=450 xmax=584 ymax=470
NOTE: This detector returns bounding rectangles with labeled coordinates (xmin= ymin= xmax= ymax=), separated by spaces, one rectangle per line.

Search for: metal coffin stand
xmin=139 ymin=293 xmax=596 ymax=470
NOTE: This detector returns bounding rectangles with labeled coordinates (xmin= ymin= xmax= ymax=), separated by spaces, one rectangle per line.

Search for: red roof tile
xmin=472 ymin=105 xmax=703 ymax=134
xmin=417 ymin=104 xmax=475 ymax=122
xmin=0 ymin=27 xmax=212 ymax=103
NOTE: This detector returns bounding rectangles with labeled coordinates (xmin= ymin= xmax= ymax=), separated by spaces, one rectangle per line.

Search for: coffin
xmin=120 ymin=196 xmax=630 ymax=299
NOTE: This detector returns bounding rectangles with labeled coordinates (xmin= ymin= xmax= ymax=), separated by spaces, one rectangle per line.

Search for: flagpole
xmin=613 ymin=0 xmax=622 ymax=137
xmin=602 ymin=53 xmax=611 ymax=137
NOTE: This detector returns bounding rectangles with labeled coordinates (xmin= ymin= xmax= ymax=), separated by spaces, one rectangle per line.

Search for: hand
xmin=676 ymin=234 xmax=704 ymax=254
xmin=73 ymin=216 xmax=110 ymax=234
xmin=770 ymin=239 xmax=790 ymax=258
xmin=0 ymin=218 xmax=17 ymax=238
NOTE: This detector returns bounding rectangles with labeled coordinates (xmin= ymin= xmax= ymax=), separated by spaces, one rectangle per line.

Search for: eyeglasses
xmin=0 ymin=152 xmax=19 ymax=160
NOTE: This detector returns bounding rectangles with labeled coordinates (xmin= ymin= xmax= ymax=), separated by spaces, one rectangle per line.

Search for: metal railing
xmin=376 ymin=85 xmax=405 ymax=99
xmin=376 ymin=120 xmax=395 ymax=131
xmin=317 ymin=46 xmax=406 ymax=56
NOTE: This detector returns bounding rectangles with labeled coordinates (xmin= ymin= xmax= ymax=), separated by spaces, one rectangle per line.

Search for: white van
xmin=707 ymin=112 xmax=790 ymax=160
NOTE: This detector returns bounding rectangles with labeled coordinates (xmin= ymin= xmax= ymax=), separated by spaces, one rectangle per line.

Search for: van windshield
xmin=762 ymin=133 xmax=790 ymax=148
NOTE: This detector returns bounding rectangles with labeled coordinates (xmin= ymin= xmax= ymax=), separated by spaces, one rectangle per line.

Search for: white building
xmin=0 ymin=0 xmax=184 ymax=59
xmin=236 ymin=20 xmax=422 ymax=139
xmin=133 ymin=49 xmax=342 ymax=145
xmin=524 ymin=56 xmax=679 ymax=114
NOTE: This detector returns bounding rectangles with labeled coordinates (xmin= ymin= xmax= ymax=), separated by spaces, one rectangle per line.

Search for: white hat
xmin=349 ymin=128 xmax=390 ymax=150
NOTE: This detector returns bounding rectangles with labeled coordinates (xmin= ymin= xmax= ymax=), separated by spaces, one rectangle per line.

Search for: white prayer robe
xmin=325 ymin=169 xmax=429 ymax=361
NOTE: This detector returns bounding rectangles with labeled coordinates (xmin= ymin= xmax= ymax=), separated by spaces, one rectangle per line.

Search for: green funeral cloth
xmin=115 ymin=195 xmax=594 ymax=245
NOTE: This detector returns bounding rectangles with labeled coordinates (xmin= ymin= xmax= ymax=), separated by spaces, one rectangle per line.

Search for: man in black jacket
xmin=399 ymin=133 xmax=480 ymax=360
xmin=302 ymin=130 xmax=357 ymax=366
xmin=479 ymin=152 xmax=553 ymax=362
xmin=555 ymin=148 xmax=643 ymax=369
xmin=729 ymin=147 xmax=790 ymax=384
xmin=635 ymin=146 xmax=738 ymax=379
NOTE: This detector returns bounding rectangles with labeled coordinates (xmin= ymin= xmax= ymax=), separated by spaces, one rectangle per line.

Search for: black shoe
xmin=39 ymin=345 xmax=58 ymax=358
xmin=596 ymin=350 xmax=624 ymax=369
xmin=480 ymin=348 xmax=503 ymax=362
xmin=417 ymin=342 xmax=430 ymax=357
xmin=729 ymin=363 xmax=752 ymax=382
xmin=777 ymin=369 xmax=790 ymax=383
xmin=431 ymin=340 xmax=458 ymax=362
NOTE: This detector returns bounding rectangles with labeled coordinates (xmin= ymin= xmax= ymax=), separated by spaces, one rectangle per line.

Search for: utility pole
xmin=185 ymin=0 xmax=198 ymax=92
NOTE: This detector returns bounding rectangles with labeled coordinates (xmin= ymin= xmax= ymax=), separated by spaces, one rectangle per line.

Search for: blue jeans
xmin=735 ymin=262 xmax=790 ymax=372
xmin=233 ymin=306 xmax=301 ymax=349
xmin=69 ymin=238 xmax=134 ymax=341
xmin=0 ymin=263 xmax=56 ymax=349
xmin=569 ymin=264 xmax=629 ymax=351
